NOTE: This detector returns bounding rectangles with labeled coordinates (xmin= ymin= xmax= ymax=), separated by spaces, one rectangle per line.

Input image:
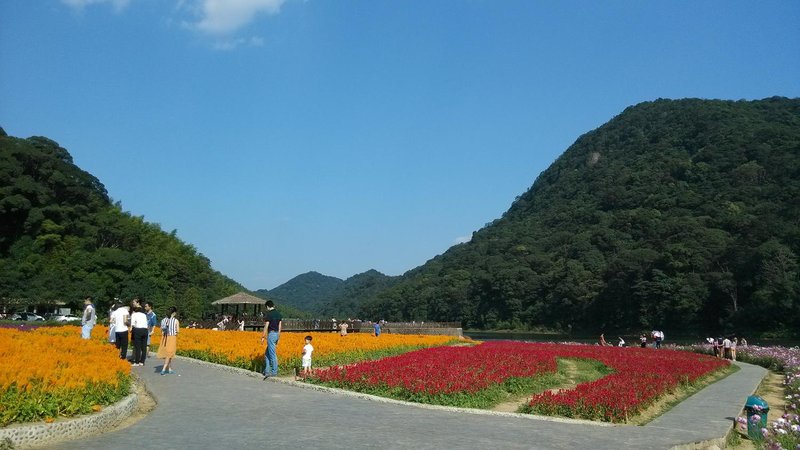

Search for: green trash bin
xmin=744 ymin=395 xmax=769 ymax=440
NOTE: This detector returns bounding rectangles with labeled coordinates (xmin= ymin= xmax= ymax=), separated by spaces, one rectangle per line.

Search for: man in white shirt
xmin=110 ymin=303 xmax=130 ymax=360
xmin=722 ymin=337 xmax=732 ymax=360
xmin=81 ymin=296 xmax=96 ymax=340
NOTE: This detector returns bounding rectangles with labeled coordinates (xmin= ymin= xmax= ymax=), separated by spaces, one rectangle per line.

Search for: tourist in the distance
xmin=639 ymin=333 xmax=647 ymax=348
xmin=108 ymin=302 xmax=117 ymax=344
xmin=373 ymin=321 xmax=381 ymax=337
xmin=110 ymin=302 xmax=130 ymax=359
xmin=599 ymin=333 xmax=608 ymax=346
xmin=144 ymin=301 xmax=157 ymax=355
xmin=80 ymin=296 xmax=96 ymax=340
xmin=339 ymin=321 xmax=349 ymax=336
xmin=130 ymin=305 xmax=149 ymax=366
xmin=722 ymin=336 xmax=732 ymax=360
xmin=157 ymin=306 xmax=179 ymax=375
xmin=260 ymin=300 xmax=282 ymax=379
xmin=730 ymin=335 xmax=738 ymax=361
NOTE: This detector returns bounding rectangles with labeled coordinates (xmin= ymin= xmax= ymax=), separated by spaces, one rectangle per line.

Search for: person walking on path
xmin=130 ymin=305 xmax=149 ymax=366
xmin=144 ymin=302 xmax=157 ymax=355
xmin=260 ymin=300 xmax=282 ymax=379
xmin=80 ymin=296 xmax=96 ymax=340
xmin=110 ymin=302 xmax=130 ymax=359
xmin=157 ymin=306 xmax=179 ymax=375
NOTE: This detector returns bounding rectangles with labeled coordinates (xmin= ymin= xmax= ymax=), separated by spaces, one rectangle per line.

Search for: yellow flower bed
xmin=0 ymin=327 xmax=131 ymax=426
xmin=152 ymin=328 xmax=460 ymax=374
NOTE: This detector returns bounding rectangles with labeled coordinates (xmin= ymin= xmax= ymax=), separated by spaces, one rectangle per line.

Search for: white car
xmin=54 ymin=314 xmax=82 ymax=323
xmin=11 ymin=312 xmax=45 ymax=321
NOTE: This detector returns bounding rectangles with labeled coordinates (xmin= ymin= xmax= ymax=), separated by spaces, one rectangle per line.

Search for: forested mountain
xmin=259 ymin=269 xmax=398 ymax=317
xmin=257 ymin=272 xmax=343 ymax=312
xmin=320 ymin=270 xmax=401 ymax=318
xmin=360 ymin=97 xmax=800 ymax=336
xmin=0 ymin=128 xmax=245 ymax=319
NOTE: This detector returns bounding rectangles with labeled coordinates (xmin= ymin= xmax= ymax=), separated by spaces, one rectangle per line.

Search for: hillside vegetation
xmin=360 ymin=97 xmax=800 ymax=336
xmin=259 ymin=270 xmax=398 ymax=318
xmin=0 ymin=128 xmax=244 ymax=319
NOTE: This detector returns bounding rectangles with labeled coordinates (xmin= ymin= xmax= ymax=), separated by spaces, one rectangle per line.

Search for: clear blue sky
xmin=1 ymin=1 xmax=798 ymax=290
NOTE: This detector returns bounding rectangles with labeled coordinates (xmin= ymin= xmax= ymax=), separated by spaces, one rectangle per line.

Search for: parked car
xmin=11 ymin=312 xmax=45 ymax=321
xmin=54 ymin=314 xmax=81 ymax=323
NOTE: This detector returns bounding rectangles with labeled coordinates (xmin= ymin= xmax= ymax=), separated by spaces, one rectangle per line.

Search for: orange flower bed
xmin=152 ymin=328 xmax=460 ymax=374
xmin=0 ymin=327 xmax=131 ymax=425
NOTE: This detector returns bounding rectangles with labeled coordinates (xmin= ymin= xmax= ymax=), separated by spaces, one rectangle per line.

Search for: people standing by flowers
xmin=110 ymin=302 xmax=130 ymax=359
xmin=108 ymin=301 xmax=117 ymax=344
xmin=260 ymin=300 xmax=282 ymax=379
xmin=730 ymin=335 xmax=737 ymax=361
xmin=80 ymin=296 xmax=96 ymax=340
xmin=722 ymin=336 xmax=732 ymax=359
xmin=158 ymin=306 xmax=179 ymax=375
xmin=130 ymin=305 xmax=149 ymax=366
xmin=144 ymin=302 xmax=157 ymax=355
xmin=640 ymin=333 xmax=647 ymax=348
xmin=373 ymin=321 xmax=381 ymax=337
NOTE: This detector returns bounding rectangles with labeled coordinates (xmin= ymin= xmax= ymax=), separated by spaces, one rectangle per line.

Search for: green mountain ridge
xmin=0 ymin=128 xmax=245 ymax=319
xmin=356 ymin=97 xmax=800 ymax=335
xmin=259 ymin=269 xmax=399 ymax=317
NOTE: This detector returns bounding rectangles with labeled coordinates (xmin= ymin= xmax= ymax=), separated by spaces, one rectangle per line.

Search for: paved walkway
xmin=54 ymin=358 xmax=766 ymax=450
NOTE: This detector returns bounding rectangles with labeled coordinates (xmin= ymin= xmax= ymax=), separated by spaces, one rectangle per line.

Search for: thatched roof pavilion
xmin=211 ymin=292 xmax=268 ymax=318
xmin=212 ymin=292 xmax=267 ymax=306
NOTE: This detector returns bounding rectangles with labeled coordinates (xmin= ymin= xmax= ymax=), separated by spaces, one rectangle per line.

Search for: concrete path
xmin=54 ymin=358 xmax=766 ymax=450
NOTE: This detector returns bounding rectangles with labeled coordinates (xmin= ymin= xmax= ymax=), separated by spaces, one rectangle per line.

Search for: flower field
xmin=522 ymin=344 xmax=729 ymax=422
xmin=0 ymin=327 xmax=131 ymax=426
xmin=152 ymin=328 xmax=460 ymax=375
xmin=310 ymin=341 xmax=729 ymax=422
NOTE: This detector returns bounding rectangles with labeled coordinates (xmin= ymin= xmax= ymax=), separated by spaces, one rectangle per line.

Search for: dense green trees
xmin=360 ymin=97 xmax=800 ymax=336
xmin=0 ymin=128 xmax=243 ymax=319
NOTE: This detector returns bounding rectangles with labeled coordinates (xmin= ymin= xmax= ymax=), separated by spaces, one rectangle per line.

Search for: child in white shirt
xmin=300 ymin=335 xmax=314 ymax=379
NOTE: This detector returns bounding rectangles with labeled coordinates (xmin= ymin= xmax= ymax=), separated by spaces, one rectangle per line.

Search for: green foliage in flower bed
xmin=0 ymin=373 xmax=131 ymax=427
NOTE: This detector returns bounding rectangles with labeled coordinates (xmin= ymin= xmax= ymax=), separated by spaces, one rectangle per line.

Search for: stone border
xmin=0 ymin=382 xmax=140 ymax=449
xmin=174 ymin=355 xmax=614 ymax=427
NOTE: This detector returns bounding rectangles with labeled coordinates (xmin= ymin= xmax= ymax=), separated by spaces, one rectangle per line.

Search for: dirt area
xmin=728 ymin=370 xmax=786 ymax=449
xmin=113 ymin=377 xmax=157 ymax=430
xmin=490 ymin=359 xmax=582 ymax=413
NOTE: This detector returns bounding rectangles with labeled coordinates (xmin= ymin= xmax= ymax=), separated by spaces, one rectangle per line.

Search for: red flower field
xmin=312 ymin=341 xmax=729 ymax=422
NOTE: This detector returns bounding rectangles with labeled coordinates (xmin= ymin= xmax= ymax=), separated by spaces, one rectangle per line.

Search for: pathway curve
xmin=54 ymin=357 xmax=766 ymax=450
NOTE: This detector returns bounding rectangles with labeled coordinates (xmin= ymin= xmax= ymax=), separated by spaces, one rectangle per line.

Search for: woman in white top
xmin=130 ymin=306 xmax=149 ymax=366
xmin=110 ymin=304 xmax=130 ymax=360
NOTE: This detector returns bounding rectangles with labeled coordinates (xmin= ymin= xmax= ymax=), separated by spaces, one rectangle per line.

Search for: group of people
xmin=598 ymin=330 xmax=665 ymax=348
xmin=256 ymin=302 xmax=383 ymax=379
xmin=81 ymin=296 xmax=180 ymax=375
xmin=707 ymin=335 xmax=746 ymax=360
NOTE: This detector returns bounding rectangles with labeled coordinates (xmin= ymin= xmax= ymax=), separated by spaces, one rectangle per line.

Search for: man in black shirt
xmin=260 ymin=301 xmax=282 ymax=378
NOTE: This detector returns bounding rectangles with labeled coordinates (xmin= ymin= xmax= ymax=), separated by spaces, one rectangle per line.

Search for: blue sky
xmin=1 ymin=1 xmax=798 ymax=290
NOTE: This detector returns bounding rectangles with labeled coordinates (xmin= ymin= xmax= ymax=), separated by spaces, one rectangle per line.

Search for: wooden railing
xmin=199 ymin=319 xmax=461 ymax=334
